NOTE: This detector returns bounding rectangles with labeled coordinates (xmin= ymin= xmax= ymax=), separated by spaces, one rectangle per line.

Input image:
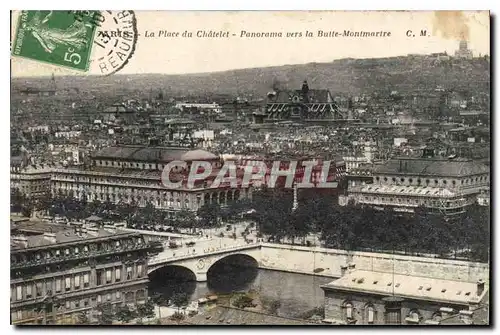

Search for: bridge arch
xmin=207 ymin=253 xmax=259 ymax=273
xmin=206 ymin=253 xmax=259 ymax=291
xmin=148 ymin=264 xmax=197 ymax=282
xmin=148 ymin=242 xmax=262 ymax=282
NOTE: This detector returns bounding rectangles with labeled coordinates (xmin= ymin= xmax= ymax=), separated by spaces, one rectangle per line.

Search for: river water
xmin=148 ymin=263 xmax=333 ymax=319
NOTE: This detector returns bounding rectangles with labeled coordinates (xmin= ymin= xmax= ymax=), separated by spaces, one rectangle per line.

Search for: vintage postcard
xmin=10 ymin=10 xmax=490 ymax=326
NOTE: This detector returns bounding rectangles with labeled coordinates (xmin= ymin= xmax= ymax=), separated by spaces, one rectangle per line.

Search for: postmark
xmin=11 ymin=10 xmax=138 ymax=75
xmin=12 ymin=10 xmax=97 ymax=71
xmin=90 ymin=10 xmax=138 ymax=75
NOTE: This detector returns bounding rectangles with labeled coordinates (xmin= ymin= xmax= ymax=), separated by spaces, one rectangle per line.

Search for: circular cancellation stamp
xmin=11 ymin=10 xmax=137 ymax=76
xmin=90 ymin=10 xmax=138 ymax=75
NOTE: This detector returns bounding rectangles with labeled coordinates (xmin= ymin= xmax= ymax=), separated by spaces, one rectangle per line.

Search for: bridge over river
xmin=148 ymin=237 xmax=262 ymax=282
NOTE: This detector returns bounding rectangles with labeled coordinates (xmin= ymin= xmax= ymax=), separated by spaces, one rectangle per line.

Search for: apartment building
xmin=10 ymin=221 xmax=162 ymax=324
xmin=321 ymin=269 xmax=488 ymax=325
xmin=51 ymin=145 xmax=253 ymax=213
xmin=344 ymin=157 xmax=489 ymax=215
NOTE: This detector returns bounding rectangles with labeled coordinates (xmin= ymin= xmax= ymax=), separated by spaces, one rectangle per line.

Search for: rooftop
xmin=91 ymin=146 xmax=219 ymax=163
xmin=439 ymin=303 xmax=489 ymax=325
xmin=322 ymin=270 xmax=488 ymax=306
xmin=102 ymin=103 xmax=133 ymax=114
xmin=373 ymin=158 xmax=489 ymax=177
xmin=11 ymin=219 xmax=71 ymax=234
xmin=54 ymin=166 xmax=236 ymax=184
xmin=268 ymin=89 xmax=333 ymax=104
xmin=10 ymin=221 xmax=131 ymax=251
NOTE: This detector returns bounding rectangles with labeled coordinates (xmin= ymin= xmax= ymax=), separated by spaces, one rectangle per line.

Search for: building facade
xmin=51 ymin=145 xmax=253 ymax=213
xmin=343 ymin=156 xmax=370 ymax=173
xmin=345 ymin=157 xmax=489 ymax=215
xmin=11 ymin=162 xmax=52 ymax=201
xmin=321 ymin=269 xmax=489 ymax=325
xmin=455 ymin=40 xmax=473 ymax=60
xmin=265 ymin=80 xmax=345 ymax=120
xmin=10 ymin=223 xmax=162 ymax=324
xmin=237 ymin=155 xmax=345 ymax=186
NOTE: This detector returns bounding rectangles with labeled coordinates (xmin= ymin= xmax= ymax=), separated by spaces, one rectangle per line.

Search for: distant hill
xmin=12 ymin=56 xmax=490 ymax=98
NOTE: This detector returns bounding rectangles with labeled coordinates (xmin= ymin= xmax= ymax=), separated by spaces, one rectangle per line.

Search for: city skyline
xmin=11 ymin=11 xmax=490 ymax=77
xmin=11 ymin=44 xmax=488 ymax=80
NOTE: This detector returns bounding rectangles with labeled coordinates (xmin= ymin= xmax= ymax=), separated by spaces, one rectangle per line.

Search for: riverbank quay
xmin=259 ymin=243 xmax=489 ymax=283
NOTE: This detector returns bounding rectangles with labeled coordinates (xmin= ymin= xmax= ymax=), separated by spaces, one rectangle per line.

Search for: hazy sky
xmin=11 ymin=10 xmax=490 ymax=77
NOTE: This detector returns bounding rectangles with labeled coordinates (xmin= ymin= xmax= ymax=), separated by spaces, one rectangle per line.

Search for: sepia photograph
xmin=9 ymin=9 xmax=490 ymax=326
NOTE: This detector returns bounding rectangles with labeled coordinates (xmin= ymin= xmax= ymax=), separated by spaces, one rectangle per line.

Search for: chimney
xmin=340 ymin=265 xmax=348 ymax=276
xmin=43 ymin=232 xmax=57 ymax=244
xmin=476 ymin=279 xmax=485 ymax=296
xmin=348 ymin=263 xmax=356 ymax=273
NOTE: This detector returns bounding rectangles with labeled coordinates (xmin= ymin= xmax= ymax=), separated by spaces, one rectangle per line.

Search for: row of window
xmin=341 ymin=301 xmax=443 ymax=325
xmin=94 ymin=160 xmax=221 ymax=170
xmin=60 ymin=190 xmax=197 ymax=203
xmin=343 ymin=302 xmax=375 ymax=324
xmin=95 ymin=264 xmax=144 ymax=286
xmin=360 ymin=196 xmax=466 ymax=208
xmin=15 ymin=184 xmax=49 ymax=192
xmin=55 ymin=190 xmax=200 ymax=209
xmin=375 ymin=176 xmax=489 ymax=186
xmin=54 ymin=189 xmax=238 ymax=209
xmin=12 ymin=273 xmax=91 ymax=302
xmin=53 ymin=178 xmax=163 ymax=187
xmin=11 ymin=264 xmax=145 ymax=302
xmin=11 ymin=289 xmax=147 ymax=322
xmin=54 ymin=181 xmax=237 ymax=199
xmin=12 ymin=187 xmax=49 ymax=196
xmin=96 ymin=289 xmax=145 ymax=304
xmin=11 ymin=238 xmax=144 ymax=264
xmin=53 ymin=174 xmax=250 ymax=190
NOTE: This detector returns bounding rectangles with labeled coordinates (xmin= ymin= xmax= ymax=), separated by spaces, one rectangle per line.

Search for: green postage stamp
xmin=12 ymin=11 xmax=99 ymax=71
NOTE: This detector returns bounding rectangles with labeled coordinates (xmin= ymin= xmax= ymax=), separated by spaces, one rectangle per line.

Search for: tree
xmin=96 ymin=303 xmax=114 ymax=325
xmin=115 ymin=304 xmax=137 ymax=323
xmin=320 ymin=206 xmax=346 ymax=249
xmin=251 ymin=190 xmax=293 ymax=243
xmin=289 ymin=206 xmax=312 ymax=245
xmin=10 ymin=188 xmax=37 ymax=218
xmin=197 ymin=203 xmax=221 ymax=228
xmin=36 ymin=193 xmax=52 ymax=214
xmin=462 ymin=204 xmax=490 ymax=262
xmin=137 ymin=301 xmax=155 ymax=319
xmin=10 ymin=188 xmax=25 ymax=213
xmin=170 ymin=292 xmax=189 ymax=312
xmin=223 ymin=198 xmax=253 ymax=222
xmin=150 ymin=294 xmax=165 ymax=321
xmin=175 ymin=209 xmax=197 ymax=231
xmin=21 ymin=197 xmax=34 ymax=218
